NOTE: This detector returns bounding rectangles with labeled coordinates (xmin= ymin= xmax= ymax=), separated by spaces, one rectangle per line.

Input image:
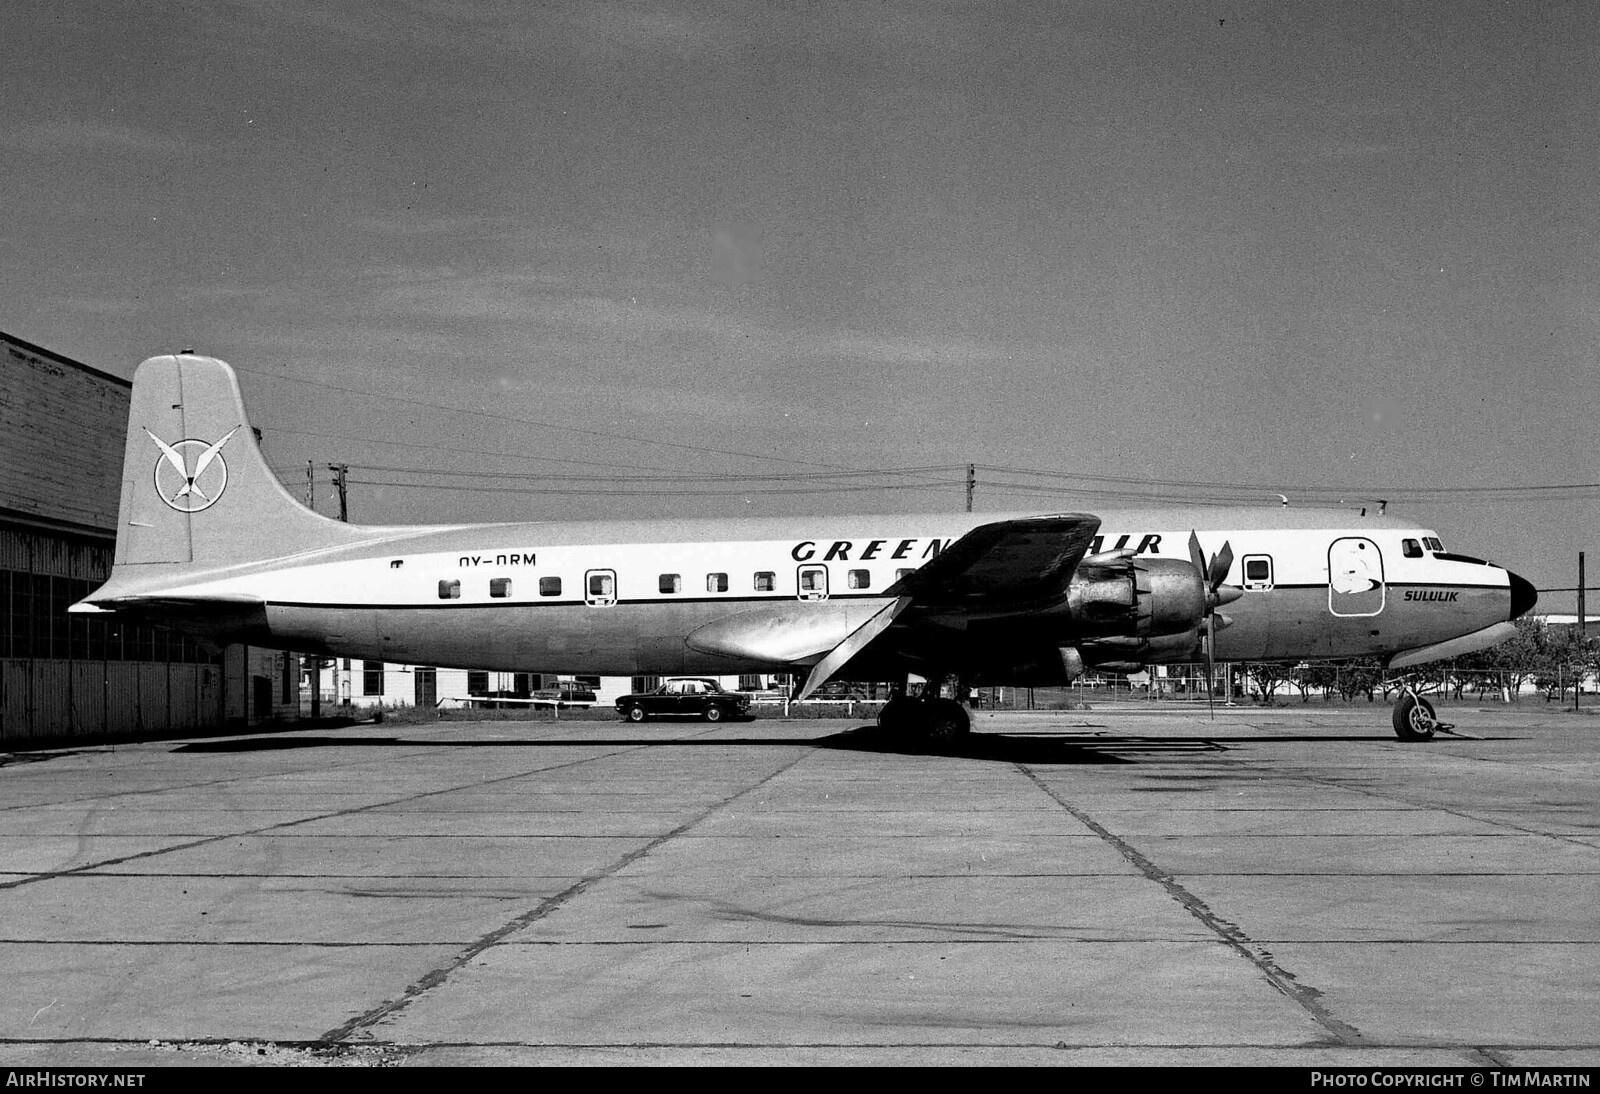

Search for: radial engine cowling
xmin=1066 ymin=555 xmax=1206 ymax=638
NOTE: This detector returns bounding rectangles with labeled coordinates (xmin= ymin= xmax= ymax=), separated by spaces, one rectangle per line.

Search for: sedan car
xmin=615 ymin=678 xmax=752 ymax=723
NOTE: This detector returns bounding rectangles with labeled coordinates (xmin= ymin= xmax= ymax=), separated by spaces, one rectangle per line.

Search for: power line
xmin=233 ymin=363 xmax=869 ymax=473
xmin=346 ymin=477 xmax=963 ymax=498
xmin=344 ymin=462 xmax=962 ymax=485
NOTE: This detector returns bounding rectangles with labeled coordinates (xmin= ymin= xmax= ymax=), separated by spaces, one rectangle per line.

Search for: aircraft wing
xmin=884 ymin=513 xmax=1101 ymax=610
xmin=796 ymin=514 xmax=1101 ymax=698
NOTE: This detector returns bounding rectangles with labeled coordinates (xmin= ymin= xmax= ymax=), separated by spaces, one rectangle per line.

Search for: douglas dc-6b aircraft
xmin=73 ymin=355 xmax=1537 ymax=742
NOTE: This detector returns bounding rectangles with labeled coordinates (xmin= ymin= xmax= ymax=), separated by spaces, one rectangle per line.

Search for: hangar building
xmin=1 ymin=333 xmax=295 ymax=744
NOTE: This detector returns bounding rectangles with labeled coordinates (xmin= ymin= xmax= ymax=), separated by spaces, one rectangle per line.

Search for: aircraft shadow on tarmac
xmin=162 ymin=729 xmax=1411 ymax=765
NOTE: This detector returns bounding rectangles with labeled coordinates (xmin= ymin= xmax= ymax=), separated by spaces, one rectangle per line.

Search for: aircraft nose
xmin=1507 ymin=571 xmax=1538 ymax=620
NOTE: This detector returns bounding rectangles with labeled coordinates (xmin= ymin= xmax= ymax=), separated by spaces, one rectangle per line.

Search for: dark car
xmin=615 ymin=678 xmax=752 ymax=723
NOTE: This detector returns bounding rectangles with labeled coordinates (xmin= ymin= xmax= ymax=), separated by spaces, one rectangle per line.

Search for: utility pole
xmin=328 ymin=463 xmax=348 ymax=522
xmin=304 ymin=461 xmax=314 ymax=509
xmin=965 ymin=463 xmax=975 ymax=513
xmin=1579 ymin=552 xmax=1586 ymax=712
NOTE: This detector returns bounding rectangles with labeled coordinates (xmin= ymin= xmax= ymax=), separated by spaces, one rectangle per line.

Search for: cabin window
xmin=847 ymin=569 xmax=870 ymax=589
xmin=539 ymin=576 xmax=562 ymax=596
xmin=489 ymin=578 xmax=512 ymax=598
xmin=754 ymin=571 xmax=775 ymax=592
xmin=660 ymin=574 xmax=682 ymax=594
xmin=438 ymin=579 xmax=461 ymax=599
xmin=1402 ymin=539 xmax=1423 ymax=559
xmin=706 ymin=572 xmax=729 ymax=593
xmin=1241 ymin=555 xmax=1274 ymax=591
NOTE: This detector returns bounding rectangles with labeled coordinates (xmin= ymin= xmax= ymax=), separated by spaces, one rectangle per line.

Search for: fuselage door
xmin=1328 ymin=538 xmax=1385 ymax=617
xmin=585 ymin=568 xmax=617 ymax=606
xmin=797 ymin=564 xmax=829 ymax=601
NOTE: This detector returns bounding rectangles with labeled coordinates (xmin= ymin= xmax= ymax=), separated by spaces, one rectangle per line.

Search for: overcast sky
xmin=3 ymin=1 xmax=1595 ymax=609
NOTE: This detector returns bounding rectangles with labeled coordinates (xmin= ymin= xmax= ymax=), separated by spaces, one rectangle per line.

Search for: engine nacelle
xmin=1066 ymin=556 xmax=1206 ymax=638
xmin=1081 ymin=626 xmax=1203 ymax=665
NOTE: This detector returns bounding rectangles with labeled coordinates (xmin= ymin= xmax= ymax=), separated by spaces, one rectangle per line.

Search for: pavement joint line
xmin=316 ymin=745 xmax=817 ymax=1044
xmin=1017 ymin=764 xmax=1366 ymax=1047
xmin=0 ymin=735 xmax=494 ymax=814
xmin=1273 ymin=769 xmax=1600 ymax=853
xmin=0 ymin=737 xmax=702 ymax=892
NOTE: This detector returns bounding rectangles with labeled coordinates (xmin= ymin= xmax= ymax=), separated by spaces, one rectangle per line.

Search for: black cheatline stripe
xmin=266 ymin=593 xmax=886 ymax=610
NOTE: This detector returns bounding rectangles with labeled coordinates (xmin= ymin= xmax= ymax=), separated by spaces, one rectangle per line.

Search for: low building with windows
xmin=304 ymin=662 xmax=786 ymax=713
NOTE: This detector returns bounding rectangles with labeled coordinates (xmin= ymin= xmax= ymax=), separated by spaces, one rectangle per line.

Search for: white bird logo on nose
xmin=147 ymin=426 xmax=239 ymax=512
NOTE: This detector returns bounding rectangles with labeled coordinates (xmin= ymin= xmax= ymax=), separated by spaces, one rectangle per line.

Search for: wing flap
xmin=796 ymin=597 xmax=913 ymax=700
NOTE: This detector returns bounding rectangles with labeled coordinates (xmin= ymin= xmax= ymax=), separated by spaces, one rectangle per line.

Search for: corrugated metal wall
xmin=1 ymin=334 xmax=246 ymax=745
xmin=0 ymin=523 xmax=235 ymax=744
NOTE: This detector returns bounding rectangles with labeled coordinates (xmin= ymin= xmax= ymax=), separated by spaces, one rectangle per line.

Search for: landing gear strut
xmin=878 ymin=674 xmax=971 ymax=746
xmin=1391 ymin=684 xmax=1452 ymax=741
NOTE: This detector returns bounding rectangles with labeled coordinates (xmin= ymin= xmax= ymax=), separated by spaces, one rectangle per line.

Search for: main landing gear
xmin=877 ymin=676 xmax=971 ymax=746
xmin=1391 ymin=684 xmax=1453 ymax=741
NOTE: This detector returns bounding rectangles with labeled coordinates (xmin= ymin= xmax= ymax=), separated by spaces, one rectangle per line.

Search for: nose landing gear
xmin=1391 ymin=684 xmax=1453 ymax=741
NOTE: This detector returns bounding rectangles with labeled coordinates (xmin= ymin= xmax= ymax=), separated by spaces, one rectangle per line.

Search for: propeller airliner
xmin=73 ymin=355 xmax=1537 ymax=742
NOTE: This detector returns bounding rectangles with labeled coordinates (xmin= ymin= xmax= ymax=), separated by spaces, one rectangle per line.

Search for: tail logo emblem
xmin=146 ymin=426 xmax=240 ymax=513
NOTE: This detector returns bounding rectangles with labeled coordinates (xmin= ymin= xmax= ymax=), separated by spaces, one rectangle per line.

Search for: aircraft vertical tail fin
xmin=110 ymin=354 xmax=365 ymax=574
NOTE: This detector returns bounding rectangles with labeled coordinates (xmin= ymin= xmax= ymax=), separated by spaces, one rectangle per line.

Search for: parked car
xmin=615 ymin=678 xmax=752 ymax=722
xmin=531 ymin=681 xmax=597 ymax=707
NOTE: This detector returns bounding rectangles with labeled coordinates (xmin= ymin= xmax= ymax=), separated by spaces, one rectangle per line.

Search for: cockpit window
xmin=1402 ymin=539 xmax=1423 ymax=558
xmin=1425 ymin=537 xmax=1444 ymax=552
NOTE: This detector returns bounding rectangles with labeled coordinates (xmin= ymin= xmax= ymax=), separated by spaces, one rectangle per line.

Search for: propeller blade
xmin=1188 ymin=531 xmax=1206 ymax=580
xmin=1207 ymin=541 xmax=1234 ymax=593
xmin=1206 ymin=614 xmax=1216 ymax=721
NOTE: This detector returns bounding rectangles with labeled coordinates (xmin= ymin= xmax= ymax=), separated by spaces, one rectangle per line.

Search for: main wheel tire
xmin=925 ymin=698 xmax=971 ymax=745
xmin=627 ymin=704 xmax=648 ymax=723
xmin=704 ymin=705 xmax=724 ymax=722
xmin=1393 ymin=694 xmax=1437 ymax=741
xmin=877 ymin=697 xmax=913 ymax=733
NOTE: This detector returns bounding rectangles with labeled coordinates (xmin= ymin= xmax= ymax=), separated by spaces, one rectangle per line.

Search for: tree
xmin=1243 ymin=662 xmax=1296 ymax=703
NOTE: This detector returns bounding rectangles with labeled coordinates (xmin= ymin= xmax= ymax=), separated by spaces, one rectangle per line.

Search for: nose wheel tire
xmin=1393 ymin=694 xmax=1438 ymax=741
